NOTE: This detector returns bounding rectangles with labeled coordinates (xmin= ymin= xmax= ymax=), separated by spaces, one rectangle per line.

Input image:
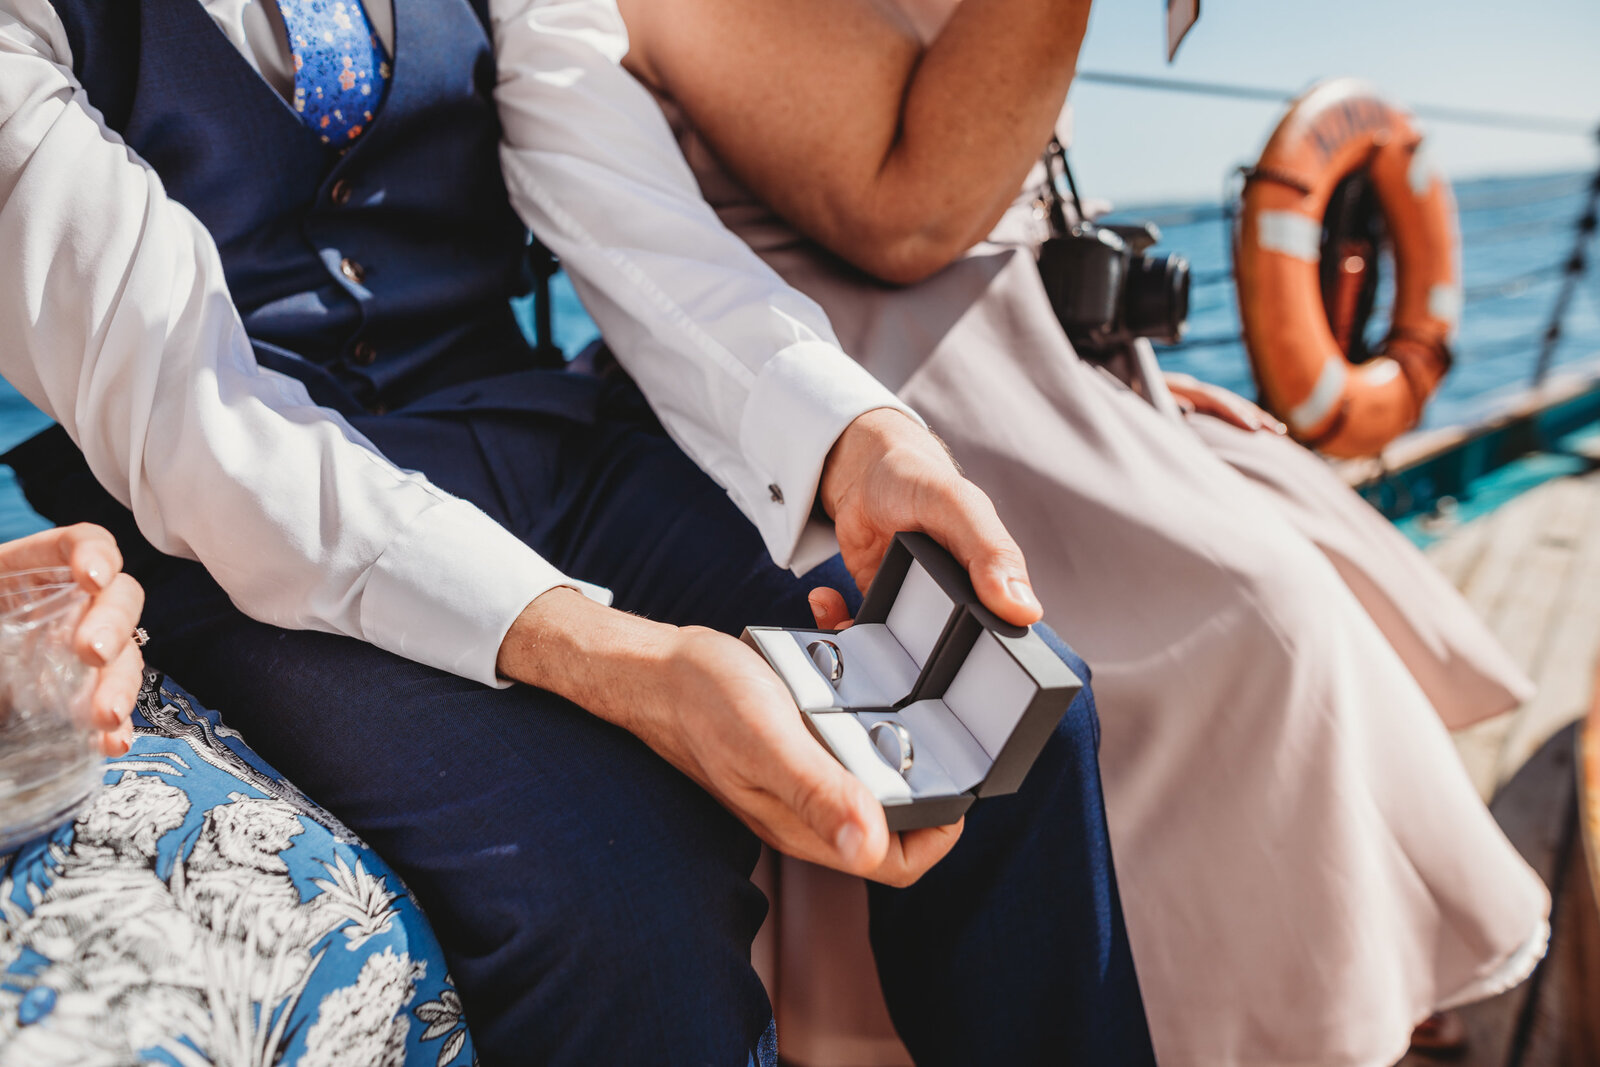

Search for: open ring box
xmin=742 ymin=532 xmax=1082 ymax=831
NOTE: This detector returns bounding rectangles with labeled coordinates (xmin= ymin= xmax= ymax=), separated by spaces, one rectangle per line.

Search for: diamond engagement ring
xmin=131 ymin=627 xmax=150 ymax=648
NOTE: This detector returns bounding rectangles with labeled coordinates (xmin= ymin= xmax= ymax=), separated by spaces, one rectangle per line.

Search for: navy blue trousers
xmin=21 ymin=377 xmax=1154 ymax=1065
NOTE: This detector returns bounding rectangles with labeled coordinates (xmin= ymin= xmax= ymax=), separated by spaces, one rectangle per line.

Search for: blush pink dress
xmin=651 ymin=94 xmax=1550 ymax=1067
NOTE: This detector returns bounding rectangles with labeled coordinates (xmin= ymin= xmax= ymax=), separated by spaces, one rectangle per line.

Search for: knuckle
xmin=990 ymin=540 xmax=1028 ymax=573
xmin=117 ymin=574 xmax=146 ymax=609
xmin=881 ymin=867 xmax=918 ymax=889
xmin=789 ymin=772 xmax=840 ymax=831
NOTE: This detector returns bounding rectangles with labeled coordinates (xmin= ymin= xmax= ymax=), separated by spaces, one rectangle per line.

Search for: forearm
xmin=492 ymin=0 xmax=923 ymax=576
xmin=626 ymin=0 xmax=1091 ymax=284
xmin=876 ymin=0 xmax=1090 ymax=277
xmin=0 ymin=4 xmax=598 ymax=686
xmin=496 ymin=587 xmax=679 ymax=736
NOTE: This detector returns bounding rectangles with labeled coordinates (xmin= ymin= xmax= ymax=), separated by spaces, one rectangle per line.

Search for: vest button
xmin=339 ymin=257 xmax=366 ymax=284
xmin=329 ymin=179 xmax=353 ymax=207
xmin=368 ymin=401 xmax=389 ymax=416
xmin=351 ymin=340 xmax=377 ymax=366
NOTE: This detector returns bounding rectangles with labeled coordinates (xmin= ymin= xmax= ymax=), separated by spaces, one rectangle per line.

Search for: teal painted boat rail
xmin=1351 ymin=368 xmax=1600 ymax=546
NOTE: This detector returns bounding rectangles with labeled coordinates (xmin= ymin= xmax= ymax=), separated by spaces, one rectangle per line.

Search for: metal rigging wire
xmin=1532 ymin=170 xmax=1600 ymax=384
xmin=1073 ymin=71 xmax=1597 ymax=137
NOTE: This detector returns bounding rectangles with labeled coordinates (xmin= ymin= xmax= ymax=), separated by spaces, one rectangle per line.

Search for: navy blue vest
xmin=48 ymin=0 xmax=569 ymax=414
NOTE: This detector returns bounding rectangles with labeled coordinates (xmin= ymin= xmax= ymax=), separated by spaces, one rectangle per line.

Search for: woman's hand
xmin=1165 ymin=373 xmax=1288 ymax=436
xmin=0 ymin=524 xmax=145 ymax=755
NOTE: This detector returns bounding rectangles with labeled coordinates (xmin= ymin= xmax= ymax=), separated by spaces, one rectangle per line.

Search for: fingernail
xmin=1007 ymin=578 xmax=1041 ymax=612
xmin=83 ymin=554 xmax=114 ymax=589
xmin=88 ymin=631 xmax=114 ymax=663
xmin=835 ymin=822 xmax=864 ymax=864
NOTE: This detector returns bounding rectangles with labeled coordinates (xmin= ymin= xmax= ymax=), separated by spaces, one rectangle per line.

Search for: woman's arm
xmin=619 ymin=0 xmax=1090 ymax=284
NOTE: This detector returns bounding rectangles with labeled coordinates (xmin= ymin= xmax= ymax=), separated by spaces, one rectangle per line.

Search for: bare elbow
xmin=837 ymin=226 xmax=969 ymax=287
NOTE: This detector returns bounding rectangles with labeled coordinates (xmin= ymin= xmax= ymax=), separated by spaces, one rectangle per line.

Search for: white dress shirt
xmin=0 ymin=0 xmax=916 ymax=686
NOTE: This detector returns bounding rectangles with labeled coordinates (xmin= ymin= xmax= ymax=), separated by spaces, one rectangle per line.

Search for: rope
xmin=1074 ymin=71 xmax=1598 ymax=137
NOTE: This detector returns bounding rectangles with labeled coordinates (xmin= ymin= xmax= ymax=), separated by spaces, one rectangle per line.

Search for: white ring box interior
xmin=743 ymin=532 xmax=1083 ymax=831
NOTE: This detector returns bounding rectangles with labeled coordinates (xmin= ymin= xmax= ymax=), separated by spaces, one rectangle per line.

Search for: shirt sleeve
xmin=489 ymin=0 xmax=924 ymax=574
xmin=0 ymin=1 xmax=608 ymax=688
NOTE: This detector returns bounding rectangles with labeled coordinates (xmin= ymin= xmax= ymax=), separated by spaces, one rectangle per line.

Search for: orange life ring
xmin=1234 ymin=79 xmax=1460 ymax=457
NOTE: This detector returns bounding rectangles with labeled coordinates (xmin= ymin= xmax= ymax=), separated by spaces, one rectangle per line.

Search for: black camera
xmin=1037 ymin=219 xmax=1191 ymax=359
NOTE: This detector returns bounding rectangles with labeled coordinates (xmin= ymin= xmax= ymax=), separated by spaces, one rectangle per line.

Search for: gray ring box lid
xmin=742 ymin=532 xmax=1082 ymax=831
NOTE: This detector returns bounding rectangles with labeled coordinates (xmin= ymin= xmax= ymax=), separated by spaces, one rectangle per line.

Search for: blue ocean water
xmin=2 ymin=170 xmax=1595 ymax=541
xmin=1116 ymin=170 xmax=1600 ymax=429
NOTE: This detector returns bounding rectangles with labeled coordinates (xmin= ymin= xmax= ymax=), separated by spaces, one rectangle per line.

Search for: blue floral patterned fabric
xmin=278 ymin=0 xmax=390 ymax=145
xmin=0 ymin=675 xmax=474 ymax=1066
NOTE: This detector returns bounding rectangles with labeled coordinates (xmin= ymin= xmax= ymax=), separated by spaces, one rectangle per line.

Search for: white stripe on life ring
xmin=1288 ymin=357 xmax=1348 ymax=432
xmin=1257 ymin=211 xmax=1322 ymax=262
xmin=1408 ymin=142 xmax=1436 ymax=198
xmin=1428 ymin=283 xmax=1463 ymax=327
xmin=1360 ymin=355 xmax=1403 ymax=389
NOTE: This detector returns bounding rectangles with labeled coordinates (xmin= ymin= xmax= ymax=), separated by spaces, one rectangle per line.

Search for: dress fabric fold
xmin=657 ymin=97 xmax=1550 ymax=1066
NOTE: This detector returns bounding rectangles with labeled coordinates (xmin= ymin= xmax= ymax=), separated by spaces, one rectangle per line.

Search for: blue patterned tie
xmin=277 ymin=0 xmax=391 ymax=145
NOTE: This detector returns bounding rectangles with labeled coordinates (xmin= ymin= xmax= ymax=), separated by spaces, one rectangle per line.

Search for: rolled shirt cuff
xmin=359 ymin=495 xmax=612 ymax=688
xmin=738 ymin=341 xmax=924 ymax=575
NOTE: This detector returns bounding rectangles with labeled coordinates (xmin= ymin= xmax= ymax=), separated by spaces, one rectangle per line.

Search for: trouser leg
xmin=127 ymin=405 xmax=815 ymax=1066
xmin=40 ymin=381 xmax=1153 ymax=1063
xmin=140 ymin=590 xmax=779 ymax=1065
xmin=869 ymin=625 xmax=1156 ymax=1067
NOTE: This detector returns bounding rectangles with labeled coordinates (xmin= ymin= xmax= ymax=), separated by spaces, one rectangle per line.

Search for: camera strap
xmin=1039 ymin=137 xmax=1084 ymax=237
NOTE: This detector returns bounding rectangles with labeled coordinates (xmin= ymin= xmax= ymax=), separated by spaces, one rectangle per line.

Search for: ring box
xmin=742 ymin=532 xmax=1082 ymax=831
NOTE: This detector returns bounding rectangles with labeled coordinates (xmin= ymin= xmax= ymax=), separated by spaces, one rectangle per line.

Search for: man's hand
xmin=0 ymin=524 xmax=145 ymax=755
xmin=820 ymin=407 xmax=1043 ymax=626
xmin=497 ymin=588 xmax=960 ymax=885
xmin=491 ymin=406 xmax=1034 ymax=886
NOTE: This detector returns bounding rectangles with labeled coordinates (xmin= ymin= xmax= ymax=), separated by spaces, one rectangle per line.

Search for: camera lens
xmin=1123 ymin=252 xmax=1191 ymax=344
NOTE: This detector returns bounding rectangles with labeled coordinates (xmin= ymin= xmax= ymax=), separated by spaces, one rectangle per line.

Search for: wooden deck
xmin=1425 ymin=459 xmax=1600 ymax=802
xmin=1393 ymin=462 xmax=1600 ymax=1067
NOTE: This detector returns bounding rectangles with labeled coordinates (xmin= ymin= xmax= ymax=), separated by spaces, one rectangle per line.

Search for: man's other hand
xmin=820 ymin=408 xmax=1043 ymax=627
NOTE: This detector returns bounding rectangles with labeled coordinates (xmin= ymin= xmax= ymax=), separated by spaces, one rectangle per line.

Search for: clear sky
xmin=1067 ymin=0 xmax=1600 ymax=206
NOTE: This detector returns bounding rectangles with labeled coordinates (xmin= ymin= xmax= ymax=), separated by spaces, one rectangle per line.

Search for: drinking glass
xmin=0 ymin=567 xmax=101 ymax=852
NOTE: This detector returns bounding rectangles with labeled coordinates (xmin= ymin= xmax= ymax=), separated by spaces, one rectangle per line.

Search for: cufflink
xmin=807 ymin=639 xmax=843 ymax=685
